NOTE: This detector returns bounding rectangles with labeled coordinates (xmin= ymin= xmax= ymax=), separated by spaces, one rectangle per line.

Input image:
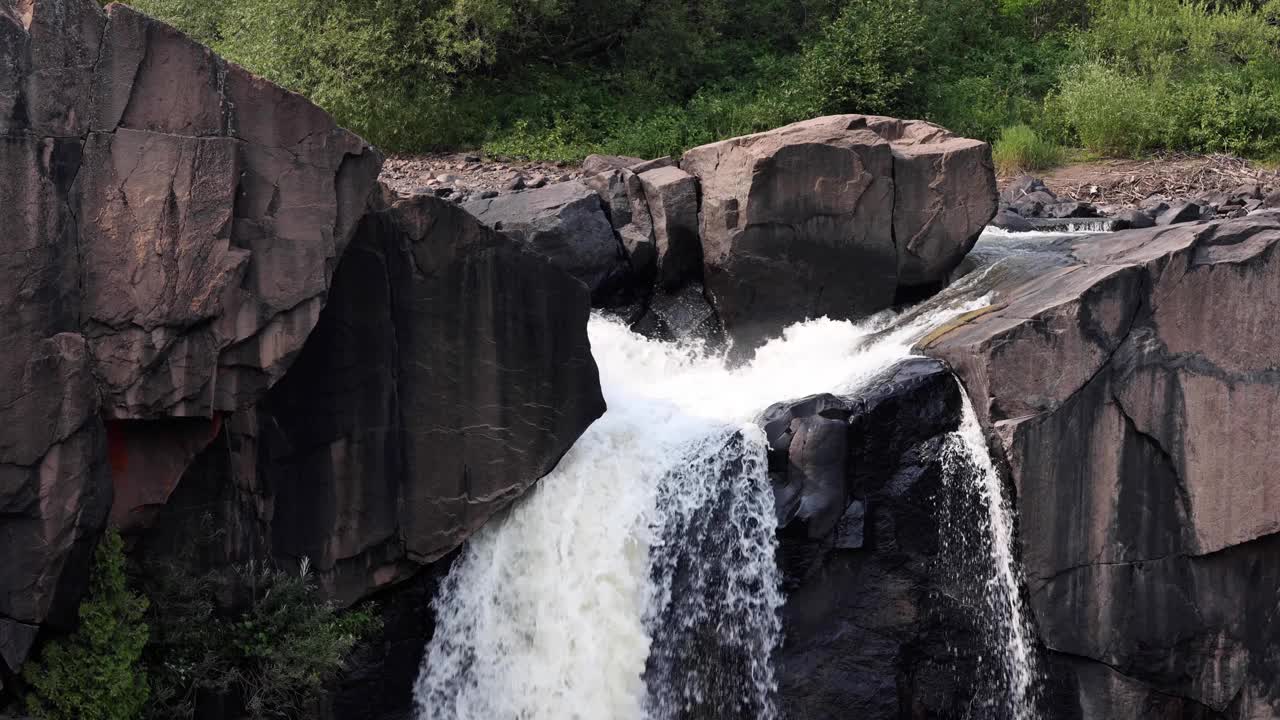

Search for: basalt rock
xmin=638 ymin=165 xmax=703 ymax=292
xmin=252 ymin=194 xmax=604 ymax=602
xmin=926 ymin=214 xmax=1280 ymax=719
xmin=462 ymin=180 xmax=628 ymax=302
xmin=766 ymin=358 xmax=1015 ymax=719
xmin=0 ymin=0 xmax=380 ymax=675
xmin=682 ymin=115 xmax=994 ymax=357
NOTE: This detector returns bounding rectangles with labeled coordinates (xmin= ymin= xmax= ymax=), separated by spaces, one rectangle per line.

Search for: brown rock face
xmin=864 ymin=117 xmax=996 ymax=287
xmin=638 ymin=165 xmax=702 ymax=292
xmin=0 ymin=0 xmax=379 ymax=673
xmin=169 ymin=195 xmax=606 ymax=603
xmin=926 ymin=215 xmax=1280 ymax=718
xmin=682 ymin=115 xmax=994 ymax=355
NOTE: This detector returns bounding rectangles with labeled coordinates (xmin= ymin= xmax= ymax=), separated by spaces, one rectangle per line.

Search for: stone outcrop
xmin=462 ymin=180 xmax=627 ymax=301
xmin=682 ymin=115 xmax=995 ymax=355
xmin=925 ymin=214 xmax=1280 ymax=718
xmin=256 ymin=195 xmax=605 ymax=602
xmin=0 ymin=0 xmax=380 ymax=675
xmin=637 ymin=165 xmax=702 ymax=292
xmin=0 ymin=0 xmax=605 ymax=691
xmin=763 ymin=358 xmax=1027 ymax=717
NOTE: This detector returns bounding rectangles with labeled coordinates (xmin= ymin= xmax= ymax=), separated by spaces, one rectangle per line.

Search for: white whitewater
xmin=938 ymin=399 xmax=1042 ymax=720
xmin=414 ymin=293 xmax=1038 ymax=720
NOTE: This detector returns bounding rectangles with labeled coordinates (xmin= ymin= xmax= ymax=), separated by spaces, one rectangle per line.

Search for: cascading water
xmin=937 ymin=398 xmax=1042 ymax=719
xmin=414 ymin=283 xmax=1042 ymax=719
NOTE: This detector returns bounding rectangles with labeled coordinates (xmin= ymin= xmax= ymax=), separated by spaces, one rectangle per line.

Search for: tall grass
xmin=992 ymin=124 xmax=1064 ymax=174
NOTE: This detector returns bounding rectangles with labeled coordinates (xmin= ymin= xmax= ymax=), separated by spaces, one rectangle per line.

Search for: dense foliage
xmin=14 ymin=521 xmax=377 ymax=720
xmin=141 ymin=554 xmax=378 ymax=720
xmin=127 ymin=0 xmax=1280 ymax=162
xmin=22 ymin=530 xmax=150 ymax=720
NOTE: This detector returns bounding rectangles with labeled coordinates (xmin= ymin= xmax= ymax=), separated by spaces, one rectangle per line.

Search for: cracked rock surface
xmin=682 ymin=115 xmax=995 ymax=356
xmin=926 ymin=214 xmax=1280 ymax=718
xmin=0 ymin=0 xmax=379 ymax=670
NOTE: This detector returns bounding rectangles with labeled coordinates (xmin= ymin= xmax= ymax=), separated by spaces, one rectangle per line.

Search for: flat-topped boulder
xmin=682 ymin=115 xmax=995 ymax=356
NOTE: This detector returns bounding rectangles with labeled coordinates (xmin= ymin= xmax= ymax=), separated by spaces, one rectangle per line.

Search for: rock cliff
xmin=0 ymin=0 xmax=602 ymax=689
xmin=927 ymin=214 xmax=1280 ymax=718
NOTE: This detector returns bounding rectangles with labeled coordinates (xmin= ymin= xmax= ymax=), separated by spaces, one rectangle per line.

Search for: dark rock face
xmin=462 ymin=181 xmax=628 ymax=301
xmin=682 ymin=115 xmax=995 ymax=355
xmin=765 ymin=359 xmax=1028 ymax=719
xmin=926 ymin=215 xmax=1280 ymax=719
xmin=630 ymin=283 xmax=724 ymax=347
xmin=638 ymin=165 xmax=702 ymax=292
xmin=257 ymin=195 xmax=606 ymax=602
xmin=0 ymin=0 xmax=379 ymax=675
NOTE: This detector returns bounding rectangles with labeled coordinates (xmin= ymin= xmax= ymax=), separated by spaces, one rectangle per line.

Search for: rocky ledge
xmin=927 ymin=213 xmax=1280 ymax=718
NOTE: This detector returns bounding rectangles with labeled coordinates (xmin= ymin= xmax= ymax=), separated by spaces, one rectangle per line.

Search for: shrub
xmin=22 ymin=530 xmax=150 ymax=720
xmin=143 ymin=555 xmax=378 ymax=720
xmin=1049 ymin=62 xmax=1169 ymax=156
xmin=795 ymin=0 xmax=929 ymax=117
xmin=993 ymin=124 xmax=1065 ymax=173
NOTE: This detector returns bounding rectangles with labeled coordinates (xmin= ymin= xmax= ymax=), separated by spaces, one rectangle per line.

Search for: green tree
xmin=22 ymin=530 xmax=150 ymax=720
xmin=143 ymin=554 xmax=378 ymax=720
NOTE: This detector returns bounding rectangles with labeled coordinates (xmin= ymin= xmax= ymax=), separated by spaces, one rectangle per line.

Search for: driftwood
xmin=1050 ymin=153 xmax=1280 ymax=205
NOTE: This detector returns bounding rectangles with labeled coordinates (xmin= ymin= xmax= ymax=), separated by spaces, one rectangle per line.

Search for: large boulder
xmin=0 ymin=0 xmax=380 ymax=675
xmin=682 ymin=115 xmax=994 ymax=356
xmin=861 ymin=116 xmax=998 ymax=287
xmin=462 ymin=181 xmax=627 ymax=301
xmin=583 ymin=167 xmax=657 ymax=285
xmin=925 ymin=214 xmax=1280 ymax=718
xmin=232 ymin=195 xmax=603 ymax=602
xmin=764 ymin=359 xmax=1035 ymax=718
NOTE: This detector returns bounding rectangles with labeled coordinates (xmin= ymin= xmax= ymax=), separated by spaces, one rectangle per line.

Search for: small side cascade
xmin=938 ymin=396 xmax=1043 ymax=719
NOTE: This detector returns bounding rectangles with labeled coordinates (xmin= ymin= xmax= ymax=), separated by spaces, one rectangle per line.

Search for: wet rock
xmin=926 ymin=214 xmax=1280 ymax=717
xmin=463 ymin=181 xmax=627 ymax=300
xmin=765 ymin=358 xmax=985 ymax=719
xmin=629 ymin=283 xmax=723 ymax=347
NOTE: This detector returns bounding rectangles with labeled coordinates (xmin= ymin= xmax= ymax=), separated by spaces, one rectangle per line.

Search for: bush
xmin=795 ymin=0 xmax=929 ymax=117
xmin=143 ymin=554 xmax=378 ymax=720
xmin=22 ymin=530 xmax=150 ymax=720
xmin=1049 ymin=62 xmax=1169 ymax=156
xmin=993 ymin=124 xmax=1065 ymax=173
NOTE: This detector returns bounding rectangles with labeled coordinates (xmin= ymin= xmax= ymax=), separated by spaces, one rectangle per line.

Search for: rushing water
xmin=938 ymin=398 xmax=1043 ymax=719
xmin=414 ymin=252 xmax=1046 ymax=719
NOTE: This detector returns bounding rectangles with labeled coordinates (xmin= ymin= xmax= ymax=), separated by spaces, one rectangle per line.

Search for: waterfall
xmin=414 ymin=294 xmax=1039 ymax=720
xmin=937 ymin=397 xmax=1042 ymax=719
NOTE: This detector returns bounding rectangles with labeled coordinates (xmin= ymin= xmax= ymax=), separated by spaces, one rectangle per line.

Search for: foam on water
xmin=414 ymin=293 xmax=1025 ymax=720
